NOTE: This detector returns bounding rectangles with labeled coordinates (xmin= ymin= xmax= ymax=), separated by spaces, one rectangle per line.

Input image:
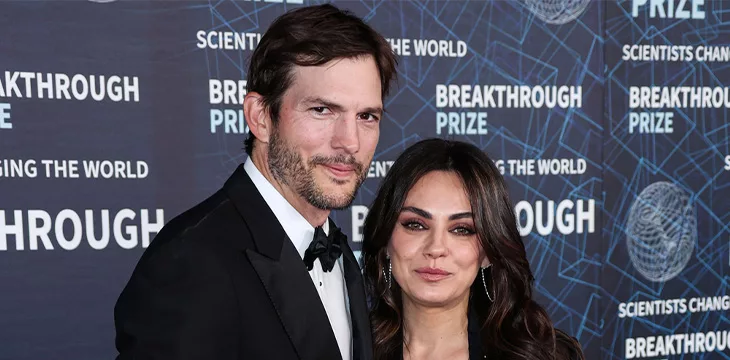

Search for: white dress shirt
xmin=244 ymin=158 xmax=352 ymax=360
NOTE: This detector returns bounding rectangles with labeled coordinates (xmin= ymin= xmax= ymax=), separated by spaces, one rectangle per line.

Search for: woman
xmin=361 ymin=138 xmax=584 ymax=360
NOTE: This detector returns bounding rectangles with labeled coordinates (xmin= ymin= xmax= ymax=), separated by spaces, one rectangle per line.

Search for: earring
xmin=388 ymin=260 xmax=392 ymax=289
xmin=481 ymin=266 xmax=494 ymax=302
xmin=382 ymin=254 xmax=392 ymax=289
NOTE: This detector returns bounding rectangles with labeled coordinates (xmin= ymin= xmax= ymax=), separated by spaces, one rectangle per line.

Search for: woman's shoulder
xmin=554 ymin=329 xmax=585 ymax=360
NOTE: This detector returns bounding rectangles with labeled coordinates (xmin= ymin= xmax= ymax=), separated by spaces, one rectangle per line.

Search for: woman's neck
xmin=401 ymin=295 xmax=470 ymax=359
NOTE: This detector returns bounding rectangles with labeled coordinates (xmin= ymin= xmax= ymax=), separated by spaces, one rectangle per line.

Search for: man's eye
xmin=359 ymin=113 xmax=379 ymax=122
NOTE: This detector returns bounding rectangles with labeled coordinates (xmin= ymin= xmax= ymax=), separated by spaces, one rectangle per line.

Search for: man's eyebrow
xmin=301 ymin=96 xmax=345 ymax=112
xmin=361 ymin=106 xmax=383 ymax=116
xmin=301 ymin=96 xmax=383 ymax=116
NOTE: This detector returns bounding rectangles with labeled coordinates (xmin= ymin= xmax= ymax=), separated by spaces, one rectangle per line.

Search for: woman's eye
xmin=402 ymin=221 xmax=425 ymax=230
xmin=451 ymin=226 xmax=475 ymax=236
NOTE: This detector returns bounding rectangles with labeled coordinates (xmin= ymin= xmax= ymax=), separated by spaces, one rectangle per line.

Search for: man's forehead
xmin=286 ymin=80 xmax=382 ymax=108
xmin=283 ymin=59 xmax=382 ymax=106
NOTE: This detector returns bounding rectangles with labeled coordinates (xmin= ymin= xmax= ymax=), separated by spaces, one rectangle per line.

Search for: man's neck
xmin=401 ymin=294 xmax=470 ymax=359
xmin=251 ymin=152 xmax=330 ymax=228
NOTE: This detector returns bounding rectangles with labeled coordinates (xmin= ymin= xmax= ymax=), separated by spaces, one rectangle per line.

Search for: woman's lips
xmin=415 ymin=267 xmax=452 ymax=281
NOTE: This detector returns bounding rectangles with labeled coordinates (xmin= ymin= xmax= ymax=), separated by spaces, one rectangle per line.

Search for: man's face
xmin=267 ymin=55 xmax=383 ymax=210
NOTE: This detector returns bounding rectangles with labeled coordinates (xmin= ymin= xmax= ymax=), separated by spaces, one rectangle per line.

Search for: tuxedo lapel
xmin=246 ymin=245 xmax=342 ymax=360
xmin=223 ymin=166 xmax=342 ymax=360
xmin=339 ymin=236 xmax=373 ymax=360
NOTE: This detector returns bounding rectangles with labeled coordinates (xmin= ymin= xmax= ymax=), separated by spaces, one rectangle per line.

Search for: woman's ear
xmin=480 ymin=255 xmax=491 ymax=268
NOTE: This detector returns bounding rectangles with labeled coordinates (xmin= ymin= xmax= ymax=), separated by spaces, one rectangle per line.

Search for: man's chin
xmin=314 ymin=185 xmax=358 ymax=209
xmin=308 ymin=169 xmax=364 ymax=209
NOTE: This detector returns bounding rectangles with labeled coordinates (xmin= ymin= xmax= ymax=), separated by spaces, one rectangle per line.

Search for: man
xmin=113 ymin=4 xmax=397 ymax=360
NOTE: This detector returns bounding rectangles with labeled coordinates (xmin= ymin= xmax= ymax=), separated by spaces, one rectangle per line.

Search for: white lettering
xmin=0 ymin=159 xmax=37 ymax=178
xmin=196 ymin=30 xmax=262 ymax=50
xmin=632 ymin=0 xmax=705 ymax=19
xmin=0 ymin=71 xmax=140 ymax=102
xmin=516 ymin=200 xmax=595 ymax=236
xmin=436 ymin=84 xmax=581 ymax=109
xmin=28 ymin=210 xmax=54 ymax=250
xmin=412 ymin=39 xmax=467 ymax=57
xmin=696 ymin=46 xmax=730 ymax=62
xmin=534 ymin=158 xmax=587 ymax=175
xmin=628 ymin=112 xmax=674 ymax=133
xmin=621 ymin=44 xmax=695 ymax=62
xmin=386 ymin=38 xmax=412 ymax=56
xmin=435 ymin=112 xmax=488 ymax=135
xmin=367 ymin=161 xmax=394 ymax=178
xmin=0 ymin=102 xmax=11 ymax=129
xmin=0 ymin=209 xmax=165 ymax=251
xmin=55 ymin=209 xmax=83 ymax=250
xmin=629 ymin=86 xmax=730 ymax=108
xmin=210 ymin=109 xmax=249 ymax=134
xmin=82 ymin=160 xmax=149 ymax=179
xmin=351 ymin=205 xmax=369 ymax=243
xmin=209 ymin=79 xmax=247 ymax=105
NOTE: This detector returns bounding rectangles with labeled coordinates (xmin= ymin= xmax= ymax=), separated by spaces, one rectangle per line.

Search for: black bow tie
xmin=303 ymin=225 xmax=345 ymax=272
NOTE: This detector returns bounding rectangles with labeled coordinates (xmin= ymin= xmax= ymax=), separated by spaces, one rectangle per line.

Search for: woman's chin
xmin=405 ymin=287 xmax=459 ymax=308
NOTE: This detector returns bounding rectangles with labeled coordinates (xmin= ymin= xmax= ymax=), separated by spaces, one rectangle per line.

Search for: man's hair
xmin=243 ymin=4 xmax=398 ymax=156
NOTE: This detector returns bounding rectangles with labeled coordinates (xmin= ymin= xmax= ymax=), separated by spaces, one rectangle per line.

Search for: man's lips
xmin=325 ymin=164 xmax=355 ymax=172
xmin=322 ymin=164 xmax=356 ymax=177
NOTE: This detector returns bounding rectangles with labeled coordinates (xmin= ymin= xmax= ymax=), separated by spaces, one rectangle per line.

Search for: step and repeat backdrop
xmin=0 ymin=0 xmax=727 ymax=359
xmin=605 ymin=1 xmax=730 ymax=359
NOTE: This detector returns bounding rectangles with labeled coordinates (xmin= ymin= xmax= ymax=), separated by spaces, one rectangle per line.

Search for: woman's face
xmin=388 ymin=170 xmax=489 ymax=308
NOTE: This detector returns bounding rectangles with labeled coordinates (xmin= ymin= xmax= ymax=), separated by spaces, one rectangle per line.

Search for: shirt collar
xmin=243 ymin=157 xmax=329 ymax=259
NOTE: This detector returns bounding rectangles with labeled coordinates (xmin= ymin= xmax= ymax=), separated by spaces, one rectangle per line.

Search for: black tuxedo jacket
xmin=114 ymin=165 xmax=373 ymax=360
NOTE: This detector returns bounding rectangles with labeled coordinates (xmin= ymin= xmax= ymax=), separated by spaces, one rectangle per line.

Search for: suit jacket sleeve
xmin=114 ymin=235 xmax=239 ymax=360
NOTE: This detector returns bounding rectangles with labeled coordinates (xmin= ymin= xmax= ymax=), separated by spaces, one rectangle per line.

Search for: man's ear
xmin=244 ymin=92 xmax=273 ymax=145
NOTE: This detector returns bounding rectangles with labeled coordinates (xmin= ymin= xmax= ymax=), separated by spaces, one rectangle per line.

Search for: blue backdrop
xmin=0 ymin=1 xmax=727 ymax=359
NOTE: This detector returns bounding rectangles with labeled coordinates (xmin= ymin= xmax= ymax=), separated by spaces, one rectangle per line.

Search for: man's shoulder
xmin=141 ymin=188 xmax=250 ymax=261
xmin=113 ymin=188 xmax=254 ymax=329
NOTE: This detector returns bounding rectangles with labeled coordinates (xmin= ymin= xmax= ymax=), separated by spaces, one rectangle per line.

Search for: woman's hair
xmin=361 ymin=138 xmax=584 ymax=360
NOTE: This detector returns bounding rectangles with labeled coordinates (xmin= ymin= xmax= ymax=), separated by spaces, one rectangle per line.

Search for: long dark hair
xmin=361 ymin=138 xmax=584 ymax=360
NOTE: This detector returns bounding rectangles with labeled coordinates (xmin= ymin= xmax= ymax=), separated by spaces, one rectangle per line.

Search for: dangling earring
xmin=481 ymin=266 xmax=494 ymax=302
xmin=388 ymin=260 xmax=392 ymax=289
xmin=382 ymin=254 xmax=392 ymax=289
